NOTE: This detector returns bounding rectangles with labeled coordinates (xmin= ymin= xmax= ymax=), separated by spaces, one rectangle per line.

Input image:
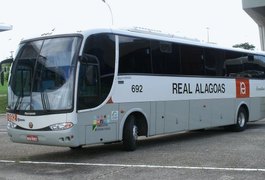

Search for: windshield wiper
xmin=14 ymin=76 xmax=25 ymax=111
xmin=41 ymin=91 xmax=50 ymax=111
xmin=14 ymin=96 xmax=23 ymax=111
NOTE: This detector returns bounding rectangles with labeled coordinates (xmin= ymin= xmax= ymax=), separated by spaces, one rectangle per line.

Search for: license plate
xmin=26 ymin=135 xmax=38 ymax=142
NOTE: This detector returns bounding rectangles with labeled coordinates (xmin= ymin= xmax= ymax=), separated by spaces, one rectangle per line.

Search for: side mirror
xmin=80 ymin=54 xmax=99 ymax=65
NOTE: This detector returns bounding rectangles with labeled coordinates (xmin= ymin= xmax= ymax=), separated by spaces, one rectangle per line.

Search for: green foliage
xmin=0 ymin=96 xmax=7 ymax=114
xmin=233 ymin=42 xmax=255 ymax=50
xmin=0 ymin=59 xmax=11 ymax=113
xmin=5 ymin=71 xmax=9 ymax=81
xmin=0 ymin=81 xmax=8 ymax=114
xmin=2 ymin=63 xmax=11 ymax=82
xmin=0 ymin=81 xmax=7 ymax=94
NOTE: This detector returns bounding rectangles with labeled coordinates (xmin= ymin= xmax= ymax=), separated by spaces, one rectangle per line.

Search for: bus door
xmin=77 ymin=54 xmax=118 ymax=144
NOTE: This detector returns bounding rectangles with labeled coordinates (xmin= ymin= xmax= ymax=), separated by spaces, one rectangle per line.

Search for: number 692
xmin=131 ymin=85 xmax=143 ymax=93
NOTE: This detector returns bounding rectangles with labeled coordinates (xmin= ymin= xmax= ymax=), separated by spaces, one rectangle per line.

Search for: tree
xmin=233 ymin=42 xmax=255 ymax=50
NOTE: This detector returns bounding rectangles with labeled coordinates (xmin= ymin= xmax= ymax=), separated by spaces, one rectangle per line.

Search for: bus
xmin=4 ymin=27 xmax=265 ymax=151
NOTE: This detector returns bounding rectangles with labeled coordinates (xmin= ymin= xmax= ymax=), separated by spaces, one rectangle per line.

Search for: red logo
xmin=236 ymin=79 xmax=250 ymax=98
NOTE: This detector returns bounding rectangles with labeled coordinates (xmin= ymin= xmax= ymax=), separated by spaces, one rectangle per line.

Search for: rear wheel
xmin=123 ymin=115 xmax=138 ymax=151
xmin=232 ymin=107 xmax=248 ymax=132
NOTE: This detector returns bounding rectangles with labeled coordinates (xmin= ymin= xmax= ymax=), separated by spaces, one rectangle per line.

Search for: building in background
xmin=243 ymin=0 xmax=265 ymax=51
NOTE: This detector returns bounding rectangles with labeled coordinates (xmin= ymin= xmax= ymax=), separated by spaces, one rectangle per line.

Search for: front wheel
xmin=232 ymin=107 xmax=248 ymax=132
xmin=123 ymin=115 xmax=138 ymax=151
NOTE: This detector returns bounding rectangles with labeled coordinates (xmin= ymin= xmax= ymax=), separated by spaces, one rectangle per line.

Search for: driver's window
xmin=77 ymin=63 xmax=100 ymax=110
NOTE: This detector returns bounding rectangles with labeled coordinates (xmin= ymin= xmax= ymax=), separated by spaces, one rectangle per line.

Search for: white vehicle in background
xmin=3 ymin=27 xmax=265 ymax=151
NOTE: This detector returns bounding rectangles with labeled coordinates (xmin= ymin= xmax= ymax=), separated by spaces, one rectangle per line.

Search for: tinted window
xmin=118 ymin=35 xmax=265 ymax=79
xmin=251 ymin=56 xmax=265 ymax=78
xmin=83 ymin=34 xmax=115 ymax=77
xmin=181 ymin=45 xmax=204 ymax=75
xmin=119 ymin=36 xmax=151 ymax=74
xmin=224 ymin=50 xmax=265 ymax=78
xmin=204 ymin=48 xmax=225 ymax=76
xmin=244 ymin=55 xmax=265 ymax=78
xmin=224 ymin=51 xmax=244 ymax=77
xmin=151 ymin=40 xmax=180 ymax=75
xmin=79 ymin=34 xmax=115 ymax=110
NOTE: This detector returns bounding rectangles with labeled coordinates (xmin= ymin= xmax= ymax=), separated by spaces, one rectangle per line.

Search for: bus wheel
xmin=123 ymin=115 xmax=138 ymax=151
xmin=232 ymin=107 xmax=248 ymax=132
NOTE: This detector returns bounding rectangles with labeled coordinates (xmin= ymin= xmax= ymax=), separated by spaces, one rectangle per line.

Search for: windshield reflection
xmin=8 ymin=36 xmax=81 ymax=113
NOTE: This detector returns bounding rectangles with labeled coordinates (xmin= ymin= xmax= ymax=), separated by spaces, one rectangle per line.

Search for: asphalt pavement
xmin=0 ymin=114 xmax=265 ymax=179
xmin=0 ymin=114 xmax=6 ymax=133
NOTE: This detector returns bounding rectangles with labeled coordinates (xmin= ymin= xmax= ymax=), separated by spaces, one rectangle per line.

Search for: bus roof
xmin=21 ymin=26 xmax=265 ymax=56
xmin=111 ymin=27 xmax=265 ymax=55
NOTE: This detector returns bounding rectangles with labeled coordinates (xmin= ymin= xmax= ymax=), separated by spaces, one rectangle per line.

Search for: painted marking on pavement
xmin=0 ymin=160 xmax=265 ymax=172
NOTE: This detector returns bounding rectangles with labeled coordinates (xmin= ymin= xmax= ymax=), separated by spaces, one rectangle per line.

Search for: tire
xmin=123 ymin=115 xmax=138 ymax=151
xmin=232 ymin=107 xmax=248 ymax=132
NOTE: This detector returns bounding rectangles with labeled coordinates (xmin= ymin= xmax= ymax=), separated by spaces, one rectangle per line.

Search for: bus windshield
xmin=8 ymin=36 xmax=81 ymax=113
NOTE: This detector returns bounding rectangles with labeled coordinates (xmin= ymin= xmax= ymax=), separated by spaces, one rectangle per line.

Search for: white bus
xmin=4 ymin=27 xmax=265 ymax=151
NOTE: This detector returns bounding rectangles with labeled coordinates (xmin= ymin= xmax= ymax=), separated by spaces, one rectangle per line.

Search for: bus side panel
xmin=86 ymin=124 xmax=117 ymax=144
xmin=250 ymin=80 xmax=265 ymax=121
xmin=155 ymin=102 xmax=165 ymax=135
xmin=77 ymin=104 xmax=119 ymax=145
xmin=249 ymin=97 xmax=265 ymax=121
xmin=189 ymin=99 xmax=212 ymax=130
xmin=164 ymin=101 xmax=189 ymax=133
xmin=211 ymin=98 xmax=235 ymax=127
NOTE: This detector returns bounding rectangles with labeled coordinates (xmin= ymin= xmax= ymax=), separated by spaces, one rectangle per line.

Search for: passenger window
xmin=119 ymin=36 xmax=151 ymax=74
xmin=243 ymin=55 xmax=265 ymax=79
xmin=204 ymin=48 xmax=225 ymax=76
xmin=224 ymin=51 xmax=244 ymax=77
xmin=181 ymin=45 xmax=204 ymax=75
xmin=151 ymin=40 xmax=181 ymax=75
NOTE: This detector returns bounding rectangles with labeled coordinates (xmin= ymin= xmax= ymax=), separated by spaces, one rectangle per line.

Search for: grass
xmin=0 ymin=82 xmax=8 ymax=114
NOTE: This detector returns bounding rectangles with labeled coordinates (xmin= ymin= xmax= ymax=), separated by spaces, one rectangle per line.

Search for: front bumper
xmin=7 ymin=125 xmax=80 ymax=147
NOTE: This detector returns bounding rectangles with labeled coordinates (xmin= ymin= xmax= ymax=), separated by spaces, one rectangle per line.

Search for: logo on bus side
xmin=92 ymin=115 xmax=111 ymax=132
xmin=236 ymin=79 xmax=250 ymax=98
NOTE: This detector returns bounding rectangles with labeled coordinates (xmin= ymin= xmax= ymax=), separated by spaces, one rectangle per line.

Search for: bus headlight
xmin=7 ymin=122 xmax=17 ymax=129
xmin=49 ymin=122 xmax=73 ymax=131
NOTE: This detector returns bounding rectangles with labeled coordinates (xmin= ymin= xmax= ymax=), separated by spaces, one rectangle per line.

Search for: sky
xmin=0 ymin=0 xmax=261 ymax=61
